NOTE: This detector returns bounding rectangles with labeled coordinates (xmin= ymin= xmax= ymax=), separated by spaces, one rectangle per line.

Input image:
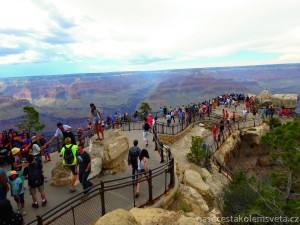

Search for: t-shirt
xmin=77 ymin=151 xmax=91 ymax=172
xmin=54 ymin=125 xmax=72 ymax=138
xmin=9 ymin=177 xmax=24 ymax=196
xmin=60 ymin=144 xmax=78 ymax=166
xmin=32 ymin=143 xmax=41 ymax=155
xmin=91 ymin=108 xmax=101 ymax=119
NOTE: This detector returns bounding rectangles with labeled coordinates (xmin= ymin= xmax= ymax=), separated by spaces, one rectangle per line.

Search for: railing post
xmin=164 ymin=169 xmax=167 ymax=194
xmin=129 ymin=122 xmax=131 ymax=131
xmin=168 ymin=158 xmax=175 ymax=188
xmin=100 ymin=181 xmax=105 ymax=216
xmin=37 ymin=215 xmax=43 ymax=225
xmin=160 ymin=143 xmax=165 ymax=163
xmin=148 ymin=170 xmax=153 ymax=204
xmin=71 ymin=206 xmax=76 ymax=225
xmin=172 ymin=125 xmax=174 ymax=135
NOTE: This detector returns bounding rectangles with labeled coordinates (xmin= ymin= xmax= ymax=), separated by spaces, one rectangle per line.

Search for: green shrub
xmin=186 ymin=136 xmax=207 ymax=166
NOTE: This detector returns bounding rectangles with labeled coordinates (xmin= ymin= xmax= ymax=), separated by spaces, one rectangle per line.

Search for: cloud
xmin=0 ymin=50 xmax=41 ymax=65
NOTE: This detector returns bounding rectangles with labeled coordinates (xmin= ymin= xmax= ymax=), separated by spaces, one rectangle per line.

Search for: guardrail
xmin=27 ymin=121 xmax=174 ymax=225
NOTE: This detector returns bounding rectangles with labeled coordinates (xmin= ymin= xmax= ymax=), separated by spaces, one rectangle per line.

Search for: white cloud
xmin=0 ymin=50 xmax=41 ymax=64
xmin=0 ymin=0 xmax=300 ymax=75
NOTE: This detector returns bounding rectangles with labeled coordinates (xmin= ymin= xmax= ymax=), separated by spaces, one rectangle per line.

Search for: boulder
xmin=257 ymin=90 xmax=298 ymax=108
xmin=88 ymin=157 xmax=102 ymax=179
xmin=50 ymin=161 xmax=71 ymax=186
xmin=241 ymin=123 xmax=269 ymax=145
xmin=89 ymin=129 xmax=129 ymax=172
xmin=183 ymin=169 xmax=214 ymax=201
xmin=178 ymin=184 xmax=210 ymax=216
xmin=129 ymin=208 xmax=204 ymax=225
xmin=95 ymin=209 xmax=140 ymax=225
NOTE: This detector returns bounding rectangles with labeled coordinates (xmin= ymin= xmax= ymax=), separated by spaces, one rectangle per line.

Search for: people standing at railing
xmin=163 ymin=106 xmax=167 ymax=118
xmin=166 ymin=113 xmax=171 ymax=127
xmin=89 ymin=103 xmax=104 ymax=141
xmin=212 ymin=125 xmax=218 ymax=141
xmin=135 ymin=149 xmax=149 ymax=198
xmin=128 ymin=140 xmax=141 ymax=182
xmin=59 ymin=137 xmax=78 ymax=193
xmin=142 ymin=119 xmax=151 ymax=147
xmin=48 ymin=122 xmax=76 ymax=146
xmin=242 ymin=108 xmax=248 ymax=121
xmin=77 ymin=143 xmax=93 ymax=197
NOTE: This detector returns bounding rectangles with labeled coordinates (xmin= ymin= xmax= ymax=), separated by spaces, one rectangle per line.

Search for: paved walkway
xmin=4 ymin=130 xmax=162 ymax=224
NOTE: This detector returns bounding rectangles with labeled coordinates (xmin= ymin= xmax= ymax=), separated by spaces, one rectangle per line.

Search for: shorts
xmin=67 ymin=165 xmax=77 ymax=175
xmin=93 ymin=117 xmax=100 ymax=124
xmin=143 ymin=131 xmax=149 ymax=141
xmin=30 ymin=184 xmax=44 ymax=195
xmin=138 ymin=169 xmax=145 ymax=174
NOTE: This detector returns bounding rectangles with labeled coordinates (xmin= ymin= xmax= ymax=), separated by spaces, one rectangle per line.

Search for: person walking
xmin=48 ymin=122 xmax=76 ymax=146
xmin=142 ymin=119 xmax=151 ymax=147
xmin=89 ymin=103 xmax=104 ymax=141
xmin=39 ymin=134 xmax=51 ymax=163
xmin=60 ymin=137 xmax=78 ymax=193
xmin=127 ymin=140 xmax=141 ymax=182
xmin=23 ymin=154 xmax=47 ymax=208
xmin=76 ymin=143 xmax=93 ymax=196
xmin=135 ymin=149 xmax=149 ymax=198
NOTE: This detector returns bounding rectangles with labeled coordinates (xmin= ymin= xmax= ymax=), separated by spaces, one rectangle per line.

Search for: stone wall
xmin=158 ymin=123 xmax=195 ymax=145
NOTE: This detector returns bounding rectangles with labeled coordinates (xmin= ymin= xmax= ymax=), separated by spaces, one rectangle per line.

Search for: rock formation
xmin=50 ymin=161 xmax=72 ymax=186
xmin=257 ymin=90 xmax=298 ymax=108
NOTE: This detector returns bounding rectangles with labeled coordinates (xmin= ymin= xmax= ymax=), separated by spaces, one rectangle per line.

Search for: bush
xmin=186 ymin=136 xmax=207 ymax=166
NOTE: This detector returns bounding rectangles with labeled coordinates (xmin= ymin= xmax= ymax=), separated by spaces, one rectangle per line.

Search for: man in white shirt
xmin=48 ymin=122 xmax=77 ymax=146
xmin=242 ymin=109 xmax=248 ymax=121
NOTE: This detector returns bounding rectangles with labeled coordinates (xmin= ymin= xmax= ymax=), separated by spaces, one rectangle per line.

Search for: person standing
xmin=23 ymin=154 xmax=47 ymax=208
xmin=8 ymin=171 xmax=26 ymax=215
xmin=48 ymin=122 xmax=76 ymax=146
xmin=135 ymin=149 xmax=149 ymax=198
xmin=242 ymin=108 xmax=248 ymax=121
xmin=0 ymin=166 xmax=9 ymax=201
xmin=89 ymin=103 xmax=104 ymax=141
xmin=128 ymin=140 xmax=141 ymax=182
xmin=76 ymin=143 xmax=93 ymax=196
xmin=60 ymin=137 xmax=78 ymax=193
xmin=212 ymin=125 xmax=218 ymax=141
xmin=142 ymin=119 xmax=151 ymax=147
xmin=39 ymin=134 xmax=51 ymax=163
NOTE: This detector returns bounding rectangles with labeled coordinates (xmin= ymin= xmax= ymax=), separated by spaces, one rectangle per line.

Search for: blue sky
xmin=1 ymin=0 xmax=300 ymax=78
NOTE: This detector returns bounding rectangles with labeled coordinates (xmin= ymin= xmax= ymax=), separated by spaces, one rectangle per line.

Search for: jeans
xmin=131 ymin=165 xmax=138 ymax=182
xmin=79 ymin=169 xmax=93 ymax=194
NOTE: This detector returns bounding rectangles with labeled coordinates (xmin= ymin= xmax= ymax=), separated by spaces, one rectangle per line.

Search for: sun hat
xmin=9 ymin=170 xmax=18 ymax=176
xmin=31 ymin=135 xmax=38 ymax=142
xmin=11 ymin=147 xmax=20 ymax=155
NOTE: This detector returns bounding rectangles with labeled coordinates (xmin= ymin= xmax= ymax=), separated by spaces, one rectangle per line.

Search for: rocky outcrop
xmin=241 ymin=122 xmax=269 ymax=145
xmin=89 ymin=129 xmax=129 ymax=173
xmin=178 ymin=184 xmax=209 ymax=216
xmin=214 ymin=130 xmax=241 ymax=165
xmin=50 ymin=161 xmax=71 ymax=186
xmin=183 ymin=169 xmax=214 ymax=201
xmin=95 ymin=209 xmax=140 ymax=225
xmin=257 ymin=90 xmax=298 ymax=108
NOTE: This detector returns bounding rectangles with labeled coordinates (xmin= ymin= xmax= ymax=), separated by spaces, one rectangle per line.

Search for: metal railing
xmin=27 ymin=122 xmax=174 ymax=225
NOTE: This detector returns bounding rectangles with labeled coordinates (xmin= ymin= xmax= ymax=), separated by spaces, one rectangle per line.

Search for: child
xmin=8 ymin=170 xmax=26 ymax=215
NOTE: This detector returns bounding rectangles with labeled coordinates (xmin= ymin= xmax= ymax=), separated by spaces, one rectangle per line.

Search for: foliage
xmin=259 ymin=119 xmax=300 ymax=218
xmin=173 ymin=189 xmax=181 ymax=201
xmin=139 ymin=102 xmax=151 ymax=113
xmin=180 ymin=204 xmax=192 ymax=213
xmin=15 ymin=106 xmax=45 ymax=135
xmin=186 ymin=136 xmax=210 ymax=169
xmin=266 ymin=117 xmax=281 ymax=129
xmin=219 ymin=172 xmax=259 ymax=225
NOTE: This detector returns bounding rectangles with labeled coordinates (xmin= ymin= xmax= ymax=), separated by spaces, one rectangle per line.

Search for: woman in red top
xmin=212 ymin=125 xmax=218 ymax=141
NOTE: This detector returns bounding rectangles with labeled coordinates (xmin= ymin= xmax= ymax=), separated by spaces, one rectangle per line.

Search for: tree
xmin=16 ymin=106 xmax=45 ymax=135
xmin=139 ymin=102 xmax=151 ymax=113
xmin=186 ymin=136 xmax=207 ymax=166
xmin=259 ymin=119 xmax=300 ymax=218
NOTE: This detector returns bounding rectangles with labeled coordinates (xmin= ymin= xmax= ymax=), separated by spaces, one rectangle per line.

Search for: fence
xmin=27 ymin=124 xmax=174 ymax=225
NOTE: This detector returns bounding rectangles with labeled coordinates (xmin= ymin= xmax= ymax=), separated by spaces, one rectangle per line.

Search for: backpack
xmin=144 ymin=122 xmax=150 ymax=131
xmin=63 ymin=145 xmax=74 ymax=165
xmin=28 ymin=163 xmax=43 ymax=188
xmin=129 ymin=147 xmax=140 ymax=166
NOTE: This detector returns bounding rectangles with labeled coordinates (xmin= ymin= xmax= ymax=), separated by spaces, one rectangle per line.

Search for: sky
xmin=0 ymin=0 xmax=300 ymax=78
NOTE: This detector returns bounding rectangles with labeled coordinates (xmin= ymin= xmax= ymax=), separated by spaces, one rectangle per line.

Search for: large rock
xmin=241 ymin=122 xmax=269 ymax=145
xmin=183 ymin=169 xmax=214 ymax=201
xmin=88 ymin=157 xmax=102 ymax=179
xmin=214 ymin=130 xmax=241 ymax=165
xmin=50 ymin=161 xmax=71 ymax=186
xmin=89 ymin=129 xmax=129 ymax=172
xmin=129 ymin=208 xmax=204 ymax=225
xmin=95 ymin=209 xmax=140 ymax=225
xmin=257 ymin=90 xmax=298 ymax=108
xmin=178 ymin=184 xmax=209 ymax=216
